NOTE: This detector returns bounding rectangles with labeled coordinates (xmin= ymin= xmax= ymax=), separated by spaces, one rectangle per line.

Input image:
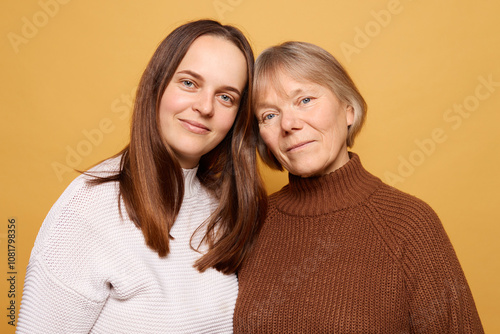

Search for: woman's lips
xmin=179 ymin=119 xmax=210 ymax=134
xmin=287 ymin=141 xmax=314 ymax=152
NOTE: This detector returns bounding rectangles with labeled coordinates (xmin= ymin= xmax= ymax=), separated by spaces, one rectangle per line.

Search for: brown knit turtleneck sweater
xmin=234 ymin=153 xmax=483 ymax=333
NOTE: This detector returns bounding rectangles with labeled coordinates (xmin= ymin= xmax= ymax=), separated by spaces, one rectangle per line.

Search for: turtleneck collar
xmin=182 ymin=166 xmax=201 ymax=199
xmin=274 ymin=152 xmax=381 ymax=216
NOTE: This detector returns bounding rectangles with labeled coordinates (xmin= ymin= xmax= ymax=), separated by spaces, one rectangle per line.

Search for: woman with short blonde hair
xmin=234 ymin=41 xmax=483 ymax=333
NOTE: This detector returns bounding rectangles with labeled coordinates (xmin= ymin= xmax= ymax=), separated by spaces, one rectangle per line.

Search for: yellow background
xmin=1 ymin=0 xmax=499 ymax=332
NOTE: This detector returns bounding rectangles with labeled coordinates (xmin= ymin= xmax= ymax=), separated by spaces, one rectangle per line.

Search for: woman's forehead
xmin=254 ymin=68 xmax=329 ymax=102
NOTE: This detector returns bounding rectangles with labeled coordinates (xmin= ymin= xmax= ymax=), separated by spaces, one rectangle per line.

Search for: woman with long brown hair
xmin=17 ymin=19 xmax=266 ymax=333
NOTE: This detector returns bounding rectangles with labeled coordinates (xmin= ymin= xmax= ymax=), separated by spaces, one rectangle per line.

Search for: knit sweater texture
xmin=17 ymin=157 xmax=237 ymax=334
xmin=234 ymin=153 xmax=483 ymax=333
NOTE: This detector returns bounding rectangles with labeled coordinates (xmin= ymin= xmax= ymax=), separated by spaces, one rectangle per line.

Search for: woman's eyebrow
xmin=255 ymin=102 xmax=278 ymax=110
xmin=176 ymin=70 xmax=241 ymax=96
xmin=254 ymin=87 xmax=309 ymax=109
xmin=177 ymin=70 xmax=204 ymax=82
xmin=288 ymin=88 xmax=308 ymax=98
xmin=221 ymin=85 xmax=242 ymax=97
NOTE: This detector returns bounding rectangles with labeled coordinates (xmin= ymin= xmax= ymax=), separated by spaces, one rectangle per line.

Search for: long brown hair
xmin=91 ymin=20 xmax=267 ymax=274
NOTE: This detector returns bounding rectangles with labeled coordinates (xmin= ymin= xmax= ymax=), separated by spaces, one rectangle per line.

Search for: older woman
xmin=233 ymin=42 xmax=483 ymax=333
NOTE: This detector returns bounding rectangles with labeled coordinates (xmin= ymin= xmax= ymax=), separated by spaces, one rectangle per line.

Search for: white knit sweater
xmin=16 ymin=157 xmax=238 ymax=333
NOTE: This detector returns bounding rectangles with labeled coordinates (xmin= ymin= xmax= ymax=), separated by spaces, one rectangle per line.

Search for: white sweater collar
xmin=182 ymin=167 xmax=200 ymax=199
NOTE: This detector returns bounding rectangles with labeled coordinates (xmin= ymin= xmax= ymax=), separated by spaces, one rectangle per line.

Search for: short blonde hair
xmin=253 ymin=41 xmax=367 ymax=170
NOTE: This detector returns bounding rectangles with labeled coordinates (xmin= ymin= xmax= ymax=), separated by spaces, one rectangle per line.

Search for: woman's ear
xmin=346 ymin=105 xmax=354 ymax=126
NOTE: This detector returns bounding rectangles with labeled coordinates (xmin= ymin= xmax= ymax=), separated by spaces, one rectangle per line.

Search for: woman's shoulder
xmin=369 ymin=182 xmax=439 ymax=220
xmin=31 ymin=156 xmax=124 ymax=255
xmin=85 ymin=154 xmax=122 ymax=175
xmin=367 ymin=182 xmax=448 ymax=250
xmin=56 ymin=156 xmax=122 ymax=210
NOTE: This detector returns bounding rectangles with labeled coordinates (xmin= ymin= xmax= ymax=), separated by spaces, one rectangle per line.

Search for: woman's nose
xmin=193 ymin=91 xmax=214 ymax=117
xmin=280 ymin=109 xmax=303 ymax=133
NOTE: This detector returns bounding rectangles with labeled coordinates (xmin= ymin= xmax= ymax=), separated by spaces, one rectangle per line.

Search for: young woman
xmin=233 ymin=41 xmax=483 ymax=333
xmin=17 ymin=20 xmax=267 ymax=333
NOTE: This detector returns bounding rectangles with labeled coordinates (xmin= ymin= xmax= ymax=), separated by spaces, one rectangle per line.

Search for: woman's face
xmin=255 ymin=72 xmax=354 ymax=177
xmin=159 ymin=35 xmax=247 ymax=168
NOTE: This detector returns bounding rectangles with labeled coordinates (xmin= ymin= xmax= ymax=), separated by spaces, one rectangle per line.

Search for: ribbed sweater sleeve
xmin=17 ymin=241 xmax=107 ymax=333
xmin=17 ymin=167 xmax=121 ymax=333
xmin=368 ymin=186 xmax=483 ymax=332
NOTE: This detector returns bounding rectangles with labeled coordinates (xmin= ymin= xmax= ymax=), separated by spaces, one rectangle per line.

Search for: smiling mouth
xmin=287 ymin=141 xmax=314 ymax=152
xmin=179 ymin=119 xmax=210 ymax=134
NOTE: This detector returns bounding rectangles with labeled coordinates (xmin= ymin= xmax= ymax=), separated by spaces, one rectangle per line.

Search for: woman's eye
xmin=301 ymin=97 xmax=311 ymax=104
xmin=220 ymin=94 xmax=232 ymax=103
xmin=182 ymin=80 xmax=194 ymax=88
xmin=264 ymin=113 xmax=276 ymax=121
